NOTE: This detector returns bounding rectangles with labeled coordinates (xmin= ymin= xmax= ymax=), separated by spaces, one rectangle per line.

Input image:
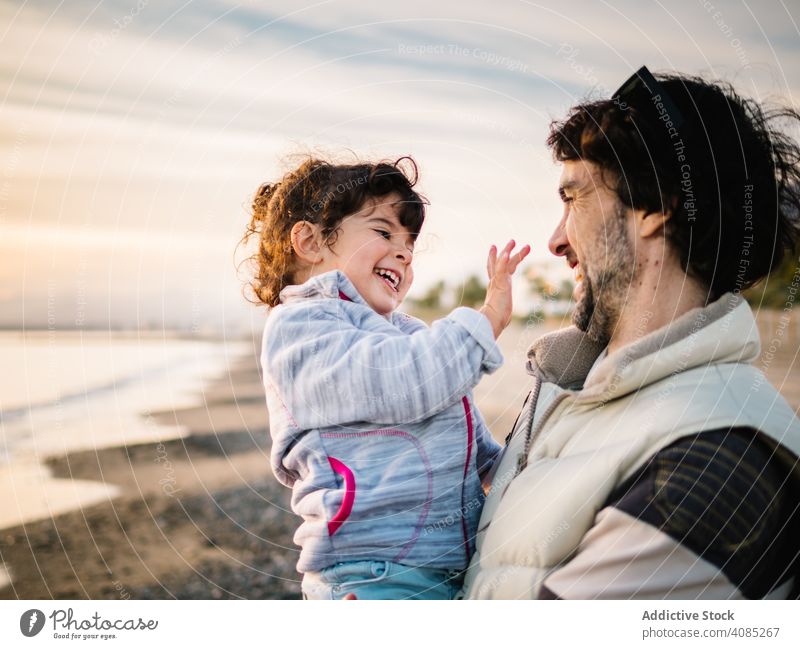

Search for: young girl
xmin=245 ymin=156 xmax=529 ymax=599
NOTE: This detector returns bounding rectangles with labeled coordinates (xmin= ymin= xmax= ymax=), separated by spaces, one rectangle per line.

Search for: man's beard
xmin=572 ymin=207 xmax=636 ymax=346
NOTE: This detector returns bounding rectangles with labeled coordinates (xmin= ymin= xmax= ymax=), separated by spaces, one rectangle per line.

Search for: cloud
xmin=1 ymin=0 xmax=798 ymax=330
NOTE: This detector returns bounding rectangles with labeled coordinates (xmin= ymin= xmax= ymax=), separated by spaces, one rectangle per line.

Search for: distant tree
xmin=744 ymin=251 xmax=800 ymax=309
xmin=409 ymin=280 xmax=446 ymax=310
xmin=523 ymin=265 xmax=575 ymax=301
xmin=454 ymin=275 xmax=486 ymax=308
xmin=527 ymin=274 xmax=551 ymax=298
xmin=557 ymin=279 xmax=575 ymax=302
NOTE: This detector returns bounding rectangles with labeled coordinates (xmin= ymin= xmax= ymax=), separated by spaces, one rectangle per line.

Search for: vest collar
xmin=527 ymin=293 xmax=761 ymax=403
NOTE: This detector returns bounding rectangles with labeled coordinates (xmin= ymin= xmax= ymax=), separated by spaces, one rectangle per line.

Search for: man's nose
xmin=548 ymin=213 xmax=570 ymax=257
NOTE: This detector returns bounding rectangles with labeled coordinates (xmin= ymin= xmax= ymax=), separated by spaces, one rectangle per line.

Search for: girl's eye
xmin=374 ymin=229 xmax=391 ymax=239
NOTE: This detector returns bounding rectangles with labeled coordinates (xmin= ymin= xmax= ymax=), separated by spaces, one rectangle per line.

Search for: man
xmin=461 ymin=67 xmax=800 ymax=599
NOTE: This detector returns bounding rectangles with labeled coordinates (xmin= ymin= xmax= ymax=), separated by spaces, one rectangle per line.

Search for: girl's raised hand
xmin=479 ymin=240 xmax=531 ymax=339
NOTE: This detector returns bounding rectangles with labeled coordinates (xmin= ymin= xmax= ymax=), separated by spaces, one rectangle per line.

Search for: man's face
xmin=548 ymin=160 xmax=637 ymax=345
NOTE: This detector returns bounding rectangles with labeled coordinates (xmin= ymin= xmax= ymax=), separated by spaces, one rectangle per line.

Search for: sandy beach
xmin=1 ymin=311 xmax=798 ymax=600
xmin=0 ymin=353 xmax=301 ymax=599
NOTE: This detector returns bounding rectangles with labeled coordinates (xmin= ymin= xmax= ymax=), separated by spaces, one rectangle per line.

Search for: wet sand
xmin=0 ymin=356 xmax=301 ymax=599
xmin=1 ymin=310 xmax=797 ymax=600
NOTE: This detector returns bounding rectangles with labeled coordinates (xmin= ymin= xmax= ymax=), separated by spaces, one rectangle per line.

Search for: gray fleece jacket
xmin=260 ymin=270 xmax=503 ymax=573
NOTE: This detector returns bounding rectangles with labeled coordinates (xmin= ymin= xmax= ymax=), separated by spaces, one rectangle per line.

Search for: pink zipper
xmin=460 ymin=396 xmax=474 ymax=563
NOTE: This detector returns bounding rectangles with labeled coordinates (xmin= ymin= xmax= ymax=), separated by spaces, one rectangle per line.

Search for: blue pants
xmin=301 ymin=560 xmax=464 ymax=600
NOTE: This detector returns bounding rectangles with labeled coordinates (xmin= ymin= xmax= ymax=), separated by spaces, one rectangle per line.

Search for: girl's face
xmin=316 ymin=194 xmax=416 ymax=316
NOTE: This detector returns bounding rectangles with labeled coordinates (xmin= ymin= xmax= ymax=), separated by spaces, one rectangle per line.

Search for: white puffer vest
xmin=462 ymin=294 xmax=800 ymax=599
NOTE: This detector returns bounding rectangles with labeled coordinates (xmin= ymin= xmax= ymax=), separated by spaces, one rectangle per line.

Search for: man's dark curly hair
xmin=547 ymin=72 xmax=800 ymax=300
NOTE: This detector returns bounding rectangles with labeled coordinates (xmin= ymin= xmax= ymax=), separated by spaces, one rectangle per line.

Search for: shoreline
xmin=0 ymin=354 xmax=303 ymax=600
xmin=0 ymin=335 xmax=254 ymax=530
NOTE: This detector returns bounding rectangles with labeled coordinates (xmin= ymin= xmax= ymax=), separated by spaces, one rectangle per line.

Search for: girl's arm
xmin=262 ymin=240 xmax=529 ymax=429
xmin=262 ymin=303 xmax=502 ymax=428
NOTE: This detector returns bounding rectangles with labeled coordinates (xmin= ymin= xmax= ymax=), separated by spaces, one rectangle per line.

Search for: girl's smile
xmin=314 ymin=193 xmax=416 ymax=316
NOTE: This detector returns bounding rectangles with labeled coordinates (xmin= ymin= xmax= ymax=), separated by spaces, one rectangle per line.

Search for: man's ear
xmin=635 ymin=208 xmax=671 ymax=238
xmin=290 ymin=221 xmax=325 ymax=264
xmin=637 ymin=195 xmax=678 ymax=238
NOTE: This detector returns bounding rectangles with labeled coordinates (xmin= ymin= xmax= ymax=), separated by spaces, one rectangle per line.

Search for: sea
xmin=0 ymin=330 xmax=250 ymax=535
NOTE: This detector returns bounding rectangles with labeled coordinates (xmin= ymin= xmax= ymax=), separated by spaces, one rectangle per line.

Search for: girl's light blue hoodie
xmin=260 ymin=270 xmax=502 ymax=573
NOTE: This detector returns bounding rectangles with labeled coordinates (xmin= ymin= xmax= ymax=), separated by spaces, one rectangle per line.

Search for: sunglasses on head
xmin=612 ymin=65 xmax=685 ymax=130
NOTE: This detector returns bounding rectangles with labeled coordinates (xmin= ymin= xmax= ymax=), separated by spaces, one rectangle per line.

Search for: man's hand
xmin=479 ymin=240 xmax=531 ymax=339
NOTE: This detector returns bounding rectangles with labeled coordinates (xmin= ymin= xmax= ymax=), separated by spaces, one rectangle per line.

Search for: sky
xmin=1 ymin=0 xmax=799 ymax=332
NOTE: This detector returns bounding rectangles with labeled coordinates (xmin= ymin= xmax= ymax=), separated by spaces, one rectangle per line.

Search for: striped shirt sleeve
xmin=541 ymin=428 xmax=799 ymax=599
xmin=263 ymin=302 xmax=502 ymax=429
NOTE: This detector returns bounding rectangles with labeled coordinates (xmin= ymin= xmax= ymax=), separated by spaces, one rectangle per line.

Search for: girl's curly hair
xmin=241 ymin=156 xmax=427 ymax=307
